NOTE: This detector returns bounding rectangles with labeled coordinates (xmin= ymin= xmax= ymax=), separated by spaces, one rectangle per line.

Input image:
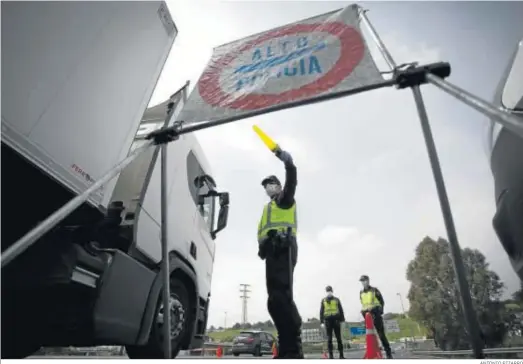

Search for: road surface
xmin=31 ymin=349 xmax=424 ymax=359
xmin=179 ymin=349 xmax=418 ymax=359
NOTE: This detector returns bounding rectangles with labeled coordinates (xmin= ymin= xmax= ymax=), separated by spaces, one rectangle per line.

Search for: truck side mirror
xmin=212 ymin=192 xmax=229 ymax=239
xmin=219 ymin=192 xmax=229 ymax=206
xmin=198 ymin=189 xmax=220 ymax=206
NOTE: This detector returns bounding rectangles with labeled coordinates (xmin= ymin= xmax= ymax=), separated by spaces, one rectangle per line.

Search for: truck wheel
xmin=0 ymin=342 xmax=40 ymax=359
xmin=126 ymin=277 xmax=191 ymax=359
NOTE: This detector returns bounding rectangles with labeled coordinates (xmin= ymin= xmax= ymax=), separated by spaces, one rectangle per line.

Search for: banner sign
xmin=385 ymin=320 xmax=400 ymax=333
xmin=179 ymin=4 xmax=384 ymax=124
xmin=349 ymin=326 xmax=366 ymax=336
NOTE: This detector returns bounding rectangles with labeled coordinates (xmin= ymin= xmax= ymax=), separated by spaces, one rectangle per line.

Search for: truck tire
xmin=0 ymin=342 xmax=40 ymax=359
xmin=126 ymin=277 xmax=191 ymax=359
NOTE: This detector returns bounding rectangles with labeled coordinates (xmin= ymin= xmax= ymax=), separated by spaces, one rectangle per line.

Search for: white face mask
xmin=326 ymin=292 xmax=333 ymax=298
xmin=265 ymin=183 xmax=280 ymax=198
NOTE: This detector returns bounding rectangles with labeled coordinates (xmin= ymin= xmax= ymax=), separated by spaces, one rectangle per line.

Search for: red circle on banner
xmin=198 ymin=22 xmax=365 ymax=111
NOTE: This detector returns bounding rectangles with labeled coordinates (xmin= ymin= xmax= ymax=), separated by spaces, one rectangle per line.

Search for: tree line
xmin=407 ymin=236 xmax=523 ymax=350
xmin=208 ymin=320 xmax=275 ymax=332
xmin=208 ymin=314 xmax=413 ymax=334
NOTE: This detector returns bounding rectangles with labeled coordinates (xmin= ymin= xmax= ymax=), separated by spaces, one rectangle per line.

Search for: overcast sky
xmin=150 ymin=1 xmax=523 ymax=328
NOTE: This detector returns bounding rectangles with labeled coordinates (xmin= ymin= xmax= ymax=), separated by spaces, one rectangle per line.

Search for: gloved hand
xmin=258 ymin=241 xmax=268 ymax=260
xmin=274 ymin=148 xmax=293 ymax=164
xmin=274 ymin=232 xmax=290 ymax=250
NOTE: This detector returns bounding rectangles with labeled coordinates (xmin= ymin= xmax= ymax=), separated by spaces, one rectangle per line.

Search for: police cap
xmin=325 ymin=285 xmax=333 ymax=292
xmin=261 ymin=175 xmax=281 ymax=187
xmin=359 ymin=275 xmax=369 ymax=281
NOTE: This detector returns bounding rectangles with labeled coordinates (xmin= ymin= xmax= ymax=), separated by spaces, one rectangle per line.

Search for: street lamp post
xmin=397 ymin=293 xmax=416 ymax=345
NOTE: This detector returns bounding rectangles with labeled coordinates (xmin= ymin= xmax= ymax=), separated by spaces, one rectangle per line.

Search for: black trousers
xmin=265 ymin=239 xmax=302 ymax=356
xmin=371 ymin=313 xmax=391 ymax=356
xmin=325 ymin=319 xmax=344 ymax=358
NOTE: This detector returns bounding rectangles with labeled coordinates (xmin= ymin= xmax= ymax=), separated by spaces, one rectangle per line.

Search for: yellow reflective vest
xmin=257 ymin=200 xmax=297 ymax=243
xmin=323 ymin=298 xmax=339 ymax=317
xmin=360 ymin=289 xmax=381 ymax=311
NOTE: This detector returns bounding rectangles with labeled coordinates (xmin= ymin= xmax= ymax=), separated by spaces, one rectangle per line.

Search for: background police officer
xmin=319 ymin=286 xmax=346 ymax=359
xmin=359 ymin=275 xmax=393 ymax=359
xmin=258 ymin=147 xmax=303 ymax=359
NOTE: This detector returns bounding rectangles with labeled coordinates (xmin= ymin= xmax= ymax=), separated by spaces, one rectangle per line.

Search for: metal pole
xmin=178 ymin=78 xmax=395 ymax=136
xmin=411 ymin=86 xmax=484 ymax=359
xmin=397 ymin=293 xmax=415 ymax=344
xmin=1 ymin=140 xmax=154 ymax=268
xmin=427 ymin=74 xmax=523 ymax=139
xmin=359 ymin=8 xmax=484 ymax=358
xmin=160 ymin=143 xmax=172 ymax=359
xmin=397 ymin=293 xmax=407 ymax=314
xmin=358 ymin=7 xmax=397 ymax=70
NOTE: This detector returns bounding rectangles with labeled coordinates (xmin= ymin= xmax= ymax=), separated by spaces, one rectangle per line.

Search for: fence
xmin=411 ymin=347 xmax=523 ymax=359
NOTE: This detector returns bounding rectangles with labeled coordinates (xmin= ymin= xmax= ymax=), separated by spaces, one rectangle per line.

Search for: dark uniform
xmin=359 ymin=275 xmax=392 ymax=359
xmin=319 ymin=286 xmax=345 ymax=359
xmin=258 ymin=149 xmax=303 ymax=359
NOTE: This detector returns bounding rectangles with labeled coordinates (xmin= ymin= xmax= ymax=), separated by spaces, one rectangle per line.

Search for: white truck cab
xmin=1 ymin=1 xmax=229 ymax=359
xmin=488 ymin=39 xmax=523 ymax=280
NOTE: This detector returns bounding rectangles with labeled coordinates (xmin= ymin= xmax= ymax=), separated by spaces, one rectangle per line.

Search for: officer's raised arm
xmin=274 ymin=149 xmax=297 ymax=208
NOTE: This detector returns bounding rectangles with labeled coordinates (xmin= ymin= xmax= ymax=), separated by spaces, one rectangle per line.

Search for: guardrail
xmin=203 ymin=342 xmax=233 ymax=348
xmin=411 ymin=346 xmax=523 ymax=358
xmin=193 ymin=342 xmax=362 ymax=357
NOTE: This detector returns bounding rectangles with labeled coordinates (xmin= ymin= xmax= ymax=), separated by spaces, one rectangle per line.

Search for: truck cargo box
xmin=1 ymin=1 xmax=177 ymax=209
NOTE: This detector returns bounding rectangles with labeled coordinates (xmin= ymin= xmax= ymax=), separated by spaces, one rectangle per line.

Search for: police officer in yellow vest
xmin=319 ymin=286 xmax=346 ymax=359
xmin=258 ymin=147 xmax=303 ymax=359
xmin=359 ymin=275 xmax=393 ymax=359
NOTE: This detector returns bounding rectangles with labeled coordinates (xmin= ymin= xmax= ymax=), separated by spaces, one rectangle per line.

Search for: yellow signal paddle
xmin=252 ymin=125 xmax=279 ymax=152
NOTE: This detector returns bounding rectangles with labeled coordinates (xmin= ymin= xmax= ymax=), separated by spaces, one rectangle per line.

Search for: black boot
xmin=273 ymin=335 xmax=287 ymax=359
xmin=328 ymin=342 xmax=334 ymax=359
xmin=295 ymin=335 xmax=304 ymax=359
xmin=281 ymin=333 xmax=304 ymax=359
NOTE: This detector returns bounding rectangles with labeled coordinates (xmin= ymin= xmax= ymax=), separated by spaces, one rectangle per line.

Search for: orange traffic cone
xmin=363 ymin=312 xmax=383 ymax=359
xmin=272 ymin=342 xmax=278 ymax=358
xmin=216 ymin=345 xmax=223 ymax=358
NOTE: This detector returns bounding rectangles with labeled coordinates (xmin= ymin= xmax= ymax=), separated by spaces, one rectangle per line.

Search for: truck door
xmin=185 ymin=151 xmax=216 ymax=298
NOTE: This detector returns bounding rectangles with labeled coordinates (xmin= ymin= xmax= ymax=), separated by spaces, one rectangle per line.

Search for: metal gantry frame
xmin=359 ymin=9 xmax=486 ymax=358
xmin=3 ymin=5 xmax=523 ymax=360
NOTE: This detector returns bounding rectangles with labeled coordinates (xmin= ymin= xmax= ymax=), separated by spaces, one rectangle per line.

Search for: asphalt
xmin=179 ymin=350 xmax=415 ymax=359
xmin=31 ymin=349 xmax=420 ymax=359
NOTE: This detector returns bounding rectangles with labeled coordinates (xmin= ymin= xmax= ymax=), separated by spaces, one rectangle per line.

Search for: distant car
xmin=231 ymin=330 xmax=277 ymax=357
